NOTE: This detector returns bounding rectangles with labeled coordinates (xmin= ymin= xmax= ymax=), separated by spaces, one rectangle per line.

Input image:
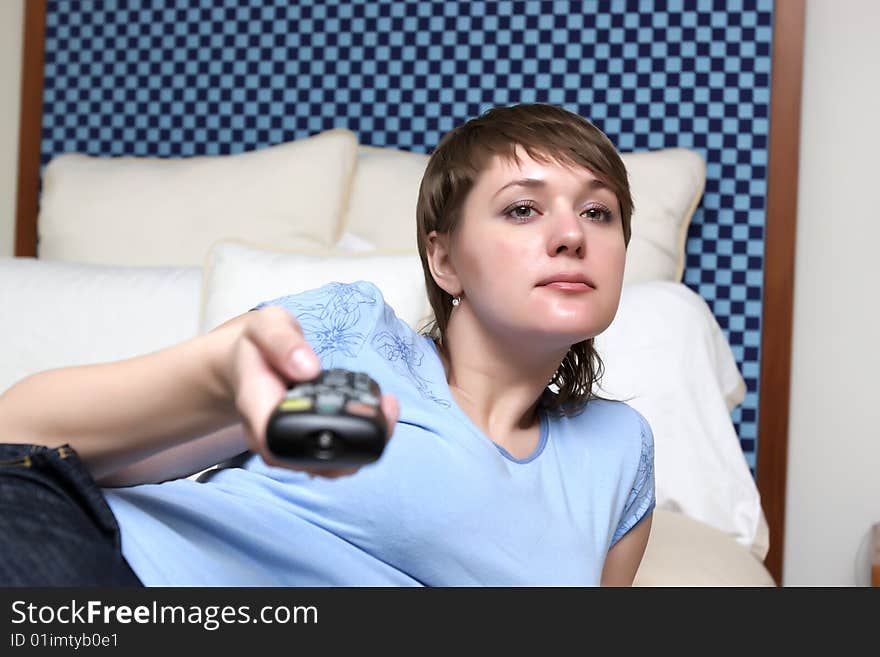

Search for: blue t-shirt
xmin=103 ymin=281 xmax=654 ymax=586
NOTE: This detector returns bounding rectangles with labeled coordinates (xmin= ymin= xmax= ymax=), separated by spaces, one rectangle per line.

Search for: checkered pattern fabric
xmin=41 ymin=0 xmax=775 ymax=474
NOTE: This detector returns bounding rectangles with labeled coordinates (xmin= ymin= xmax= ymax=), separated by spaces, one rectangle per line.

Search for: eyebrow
xmin=492 ymin=177 xmax=610 ymax=200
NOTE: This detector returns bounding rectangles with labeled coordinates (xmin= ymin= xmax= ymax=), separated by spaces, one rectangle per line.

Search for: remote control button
xmin=280 ymin=398 xmax=312 ymax=412
xmin=357 ymin=392 xmax=379 ymax=407
xmin=287 ymin=384 xmax=314 ymax=397
xmin=353 ymin=372 xmax=372 ymax=391
xmin=324 ymin=369 xmax=348 ymax=386
xmin=316 ymin=392 xmax=345 ymax=414
xmin=345 ymin=400 xmax=378 ymax=418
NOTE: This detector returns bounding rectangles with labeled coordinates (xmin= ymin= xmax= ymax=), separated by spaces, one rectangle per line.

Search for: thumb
xmin=244 ymin=305 xmax=321 ymax=381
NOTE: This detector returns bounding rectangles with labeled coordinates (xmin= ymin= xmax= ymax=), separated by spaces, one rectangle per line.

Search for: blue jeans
xmin=0 ymin=443 xmax=143 ymax=587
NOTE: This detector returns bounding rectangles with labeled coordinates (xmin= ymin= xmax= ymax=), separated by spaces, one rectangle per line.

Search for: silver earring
xmin=452 ymin=295 xmax=461 ymax=307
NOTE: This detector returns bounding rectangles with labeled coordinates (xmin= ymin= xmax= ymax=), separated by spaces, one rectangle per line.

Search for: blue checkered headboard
xmin=41 ymin=0 xmax=775 ymax=473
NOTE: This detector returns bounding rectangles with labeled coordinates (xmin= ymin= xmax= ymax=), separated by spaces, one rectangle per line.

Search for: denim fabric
xmin=0 ymin=443 xmax=143 ymax=587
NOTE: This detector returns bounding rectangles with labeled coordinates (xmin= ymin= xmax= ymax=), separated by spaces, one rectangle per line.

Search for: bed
xmin=7 ymin=0 xmax=806 ymax=586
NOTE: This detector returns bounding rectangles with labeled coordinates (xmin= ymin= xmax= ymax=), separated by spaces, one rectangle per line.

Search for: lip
xmin=537 ymin=272 xmax=596 ymax=289
xmin=542 ymin=281 xmax=593 ymax=292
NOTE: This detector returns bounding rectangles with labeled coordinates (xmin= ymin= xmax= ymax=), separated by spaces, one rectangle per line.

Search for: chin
xmin=531 ymin=321 xmax=597 ymax=348
xmin=540 ymin=305 xmax=601 ymax=328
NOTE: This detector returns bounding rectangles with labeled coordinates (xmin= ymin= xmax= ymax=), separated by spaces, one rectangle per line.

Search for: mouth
xmin=540 ymin=281 xmax=594 ymax=292
xmin=536 ymin=273 xmax=596 ymax=290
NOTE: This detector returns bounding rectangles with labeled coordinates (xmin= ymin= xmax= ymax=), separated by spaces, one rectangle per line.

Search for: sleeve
xmin=248 ymin=281 xmax=385 ymax=370
xmin=609 ymin=409 xmax=656 ymax=549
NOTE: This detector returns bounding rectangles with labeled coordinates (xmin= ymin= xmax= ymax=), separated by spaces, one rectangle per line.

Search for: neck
xmin=436 ymin=305 xmax=568 ymax=438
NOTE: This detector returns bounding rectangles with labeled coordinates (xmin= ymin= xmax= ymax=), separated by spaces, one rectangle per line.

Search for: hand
xmin=223 ymin=305 xmax=399 ymax=478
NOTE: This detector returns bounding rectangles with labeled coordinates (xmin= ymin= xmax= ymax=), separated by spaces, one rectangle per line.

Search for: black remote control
xmin=265 ymin=368 xmax=387 ymax=468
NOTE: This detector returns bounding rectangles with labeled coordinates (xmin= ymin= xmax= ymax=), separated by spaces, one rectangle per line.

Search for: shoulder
xmin=615 ymin=403 xmax=653 ymax=452
xmin=552 ymin=397 xmax=649 ymax=436
xmin=251 ymin=282 xmax=425 ymax=354
xmin=250 ymin=280 xmax=386 ymax=315
xmin=250 ymin=281 xmax=398 ymax=362
xmin=612 ymin=402 xmax=654 ymax=469
xmin=550 ymin=397 xmax=653 ymax=463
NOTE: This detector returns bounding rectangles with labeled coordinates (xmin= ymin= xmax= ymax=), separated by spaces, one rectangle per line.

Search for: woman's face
xmin=443 ymin=146 xmax=627 ymax=349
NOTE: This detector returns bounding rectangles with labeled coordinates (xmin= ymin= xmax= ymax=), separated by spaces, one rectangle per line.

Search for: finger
xmin=244 ymin=305 xmax=321 ymax=381
xmin=312 ymin=467 xmax=360 ymax=479
xmin=380 ymin=394 xmax=399 ymax=440
xmin=234 ymin=338 xmax=289 ymax=449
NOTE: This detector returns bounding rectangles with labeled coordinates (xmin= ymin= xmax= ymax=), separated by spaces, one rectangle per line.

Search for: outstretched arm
xmin=0 ymin=305 xmax=399 ymax=487
xmin=0 ymin=316 xmax=244 ymax=484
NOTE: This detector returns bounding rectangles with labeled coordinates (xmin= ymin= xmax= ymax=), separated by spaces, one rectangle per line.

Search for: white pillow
xmin=333 ymin=231 xmax=378 ymax=253
xmin=0 ymin=257 xmax=201 ymax=394
xmin=200 ymin=240 xmax=431 ymax=334
xmin=338 ymin=145 xmax=705 ymax=282
xmin=620 ymin=148 xmax=706 ymax=284
xmin=38 ymin=128 xmax=359 ymax=266
xmin=341 ymin=144 xmax=428 ymax=253
xmin=593 ymin=280 xmax=768 ymax=560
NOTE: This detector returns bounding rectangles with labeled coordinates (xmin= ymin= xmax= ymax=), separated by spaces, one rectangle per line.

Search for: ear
xmin=425 ymin=230 xmax=461 ymax=297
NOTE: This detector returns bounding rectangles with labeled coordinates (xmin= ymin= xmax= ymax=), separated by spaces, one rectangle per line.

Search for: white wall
xmin=783 ymin=0 xmax=880 ymax=586
xmin=0 ymin=0 xmax=23 ymax=257
xmin=0 ymin=0 xmax=877 ymax=585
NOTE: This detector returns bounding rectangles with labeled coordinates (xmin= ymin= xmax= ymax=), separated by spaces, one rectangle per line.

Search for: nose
xmin=546 ymin=210 xmax=586 ymax=258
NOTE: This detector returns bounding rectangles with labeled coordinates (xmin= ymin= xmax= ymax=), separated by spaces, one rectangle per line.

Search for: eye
xmin=503 ymin=200 xmax=538 ymax=223
xmin=583 ymin=204 xmax=614 ymax=223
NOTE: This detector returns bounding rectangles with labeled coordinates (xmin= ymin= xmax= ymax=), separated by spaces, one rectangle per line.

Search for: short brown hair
xmin=415 ymin=103 xmax=634 ymax=416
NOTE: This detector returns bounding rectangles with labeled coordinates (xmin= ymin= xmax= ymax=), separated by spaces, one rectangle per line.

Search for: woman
xmin=0 ymin=103 xmax=653 ymax=586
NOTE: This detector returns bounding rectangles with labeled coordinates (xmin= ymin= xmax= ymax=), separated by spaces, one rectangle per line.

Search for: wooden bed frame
xmin=873 ymin=523 xmax=880 ymax=587
xmin=12 ymin=0 xmax=806 ymax=585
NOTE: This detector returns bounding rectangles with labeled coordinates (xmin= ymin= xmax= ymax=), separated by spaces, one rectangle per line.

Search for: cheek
xmin=598 ymin=234 xmax=627 ymax=279
xmin=498 ymin=239 xmax=533 ymax=265
xmin=467 ymin=235 xmax=529 ymax=283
